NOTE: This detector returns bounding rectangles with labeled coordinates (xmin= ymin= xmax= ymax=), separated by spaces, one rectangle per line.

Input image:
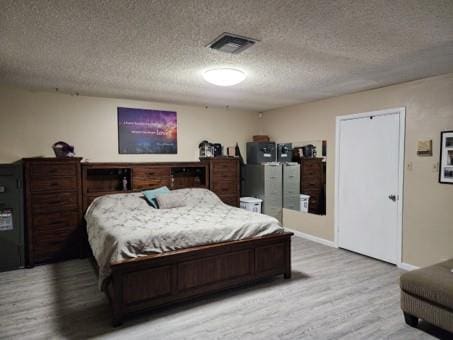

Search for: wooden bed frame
xmin=80 ymin=161 xmax=293 ymax=326
xmin=105 ymin=232 xmax=293 ymax=326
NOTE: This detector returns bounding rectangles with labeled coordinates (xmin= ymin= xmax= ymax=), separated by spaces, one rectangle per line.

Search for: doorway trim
xmin=334 ymin=107 xmax=406 ymax=266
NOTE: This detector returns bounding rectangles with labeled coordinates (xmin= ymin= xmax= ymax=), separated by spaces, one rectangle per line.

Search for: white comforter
xmin=85 ymin=188 xmax=283 ymax=289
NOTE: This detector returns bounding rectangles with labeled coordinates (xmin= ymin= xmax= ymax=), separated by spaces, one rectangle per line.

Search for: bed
xmin=85 ymin=188 xmax=293 ymax=326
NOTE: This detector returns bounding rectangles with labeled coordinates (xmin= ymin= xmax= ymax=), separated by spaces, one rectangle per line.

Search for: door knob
xmin=388 ymin=194 xmax=397 ymax=202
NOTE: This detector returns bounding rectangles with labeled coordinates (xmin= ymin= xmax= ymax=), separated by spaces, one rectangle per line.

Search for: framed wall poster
xmin=117 ymin=107 xmax=177 ymax=154
xmin=439 ymin=130 xmax=453 ymax=184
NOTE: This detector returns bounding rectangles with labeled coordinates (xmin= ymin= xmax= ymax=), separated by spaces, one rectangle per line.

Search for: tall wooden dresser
xmin=201 ymin=157 xmax=240 ymax=207
xmin=300 ymin=158 xmax=326 ymax=215
xmin=23 ymin=158 xmax=82 ymax=266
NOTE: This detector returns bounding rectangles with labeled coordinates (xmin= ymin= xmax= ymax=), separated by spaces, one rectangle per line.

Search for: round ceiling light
xmin=202 ymin=68 xmax=246 ymax=86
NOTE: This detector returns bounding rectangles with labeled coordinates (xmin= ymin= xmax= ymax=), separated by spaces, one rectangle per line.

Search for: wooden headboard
xmin=81 ymin=162 xmax=209 ymax=212
xmin=21 ymin=158 xmax=239 ymax=265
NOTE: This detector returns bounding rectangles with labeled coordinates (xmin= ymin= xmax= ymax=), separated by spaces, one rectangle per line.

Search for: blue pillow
xmin=143 ymin=187 xmax=170 ymax=208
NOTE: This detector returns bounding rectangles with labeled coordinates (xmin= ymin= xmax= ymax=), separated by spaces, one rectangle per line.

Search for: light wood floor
xmin=0 ymin=237 xmax=450 ymax=339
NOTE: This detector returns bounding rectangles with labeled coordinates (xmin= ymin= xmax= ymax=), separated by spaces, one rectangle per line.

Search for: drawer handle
xmin=49 ymin=220 xmax=67 ymax=225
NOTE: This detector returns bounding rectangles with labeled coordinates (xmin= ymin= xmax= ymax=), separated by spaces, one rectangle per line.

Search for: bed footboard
xmin=106 ymin=232 xmax=293 ymax=326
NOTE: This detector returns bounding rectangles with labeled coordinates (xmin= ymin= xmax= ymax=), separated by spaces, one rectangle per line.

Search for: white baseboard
xmin=284 ymin=227 xmax=336 ymax=248
xmin=397 ymin=262 xmax=419 ymax=271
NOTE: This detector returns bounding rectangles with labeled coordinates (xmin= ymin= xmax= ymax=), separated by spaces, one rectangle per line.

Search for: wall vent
xmin=207 ymin=32 xmax=258 ymax=54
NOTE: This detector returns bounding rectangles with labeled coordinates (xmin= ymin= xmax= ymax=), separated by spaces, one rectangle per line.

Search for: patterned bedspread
xmin=85 ymin=188 xmax=284 ymax=289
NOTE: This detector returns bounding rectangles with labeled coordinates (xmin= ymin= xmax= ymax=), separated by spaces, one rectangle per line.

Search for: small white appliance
xmin=240 ymin=197 xmax=263 ymax=213
xmin=300 ymin=194 xmax=310 ymax=213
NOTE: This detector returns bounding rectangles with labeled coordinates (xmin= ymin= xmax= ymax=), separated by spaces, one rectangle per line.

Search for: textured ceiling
xmin=1 ymin=0 xmax=453 ymax=111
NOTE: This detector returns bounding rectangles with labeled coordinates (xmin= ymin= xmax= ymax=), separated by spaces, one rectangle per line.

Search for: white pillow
xmin=156 ymin=192 xmax=186 ymax=209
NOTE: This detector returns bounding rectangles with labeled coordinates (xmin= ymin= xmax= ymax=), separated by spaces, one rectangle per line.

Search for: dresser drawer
xmin=301 ymin=175 xmax=322 ymax=190
xmin=30 ymin=162 xmax=77 ymax=177
xmin=220 ymin=195 xmax=238 ymax=207
xmin=301 ymin=170 xmax=322 ymax=181
xmin=32 ymin=192 xmax=78 ymax=213
xmin=212 ymin=169 xmax=236 ymax=179
xmin=33 ymin=223 xmax=79 ymax=241
xmin=32 ymin=211 xmax=79 ymax=231
xmin=211 ymin=161 xmax=236 ymax=172
xmin=302 ymin=160 xmax=322 ymax=172
xmin=309 ymin=199 xmax=320 ymax=212
xmin=302 ymin=188 xmax=321 ymax=198
xmin=133 ymin=166 xmax=171 ymax=178
xmin=302 ymin=167 xmax=322 ymax=178
xmin=212 ymin=180 xmax=237 ymax=195
xmin=303 ymin=190 xmax=321 ymax=210
xmin=30 ymin=177 xmax=78 ymax=192
xmin=33 ymin=229 xmax=80 ymax=263
xmin=133 ymin=177 xmax=171 ymax=190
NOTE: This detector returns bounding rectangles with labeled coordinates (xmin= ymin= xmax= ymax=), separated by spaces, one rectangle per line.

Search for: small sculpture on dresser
xmin=52 ymin=141 xmax=75 ymax=158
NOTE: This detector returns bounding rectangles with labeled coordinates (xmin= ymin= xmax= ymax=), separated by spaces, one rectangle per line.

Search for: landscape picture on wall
xmin=439 ymin=130 xmax=453 ymax=184
xmin=118 ymin=107 xmax=177 ymax=154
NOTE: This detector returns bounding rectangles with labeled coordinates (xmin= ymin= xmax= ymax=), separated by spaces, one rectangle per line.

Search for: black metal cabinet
xmin=0 ymin=164 xmax=24 ymax=271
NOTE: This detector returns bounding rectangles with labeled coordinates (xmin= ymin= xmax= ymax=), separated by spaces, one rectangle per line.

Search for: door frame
xmin=334 ymin=107 xmax=406 ymax=266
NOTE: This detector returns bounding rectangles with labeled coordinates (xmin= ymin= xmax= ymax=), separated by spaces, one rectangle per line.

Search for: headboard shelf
xmin=81 ymin=162 xmax=209 ymax=211
xmin=85 ymin=168 xmax=132 ymax=193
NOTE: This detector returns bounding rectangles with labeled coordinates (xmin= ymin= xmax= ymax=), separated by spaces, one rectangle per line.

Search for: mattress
xmin=85 ymin=188 xmax=284 ymax=289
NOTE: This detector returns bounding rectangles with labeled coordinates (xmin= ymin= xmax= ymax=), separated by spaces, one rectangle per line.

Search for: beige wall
xmin=1 ymin=74 xmax=452 ymax=268
xmin=261 ymin=73 xmax=453 ymax=267
xmin=0 ymin=86 xmax=258 ymax=163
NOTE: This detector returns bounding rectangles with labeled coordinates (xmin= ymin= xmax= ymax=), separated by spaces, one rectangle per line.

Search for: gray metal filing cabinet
xmin=0 ymin=164 xmax=24 ymax=271
xmin=277 ymin=143 xmax=292 ymax=163
xmin=246 ymin=142 xmax=276 ymax=164
xmin=243 ymin=163 xmax=282 ymax=221
xmin=282 ymin=162 xmax=300 ymax=210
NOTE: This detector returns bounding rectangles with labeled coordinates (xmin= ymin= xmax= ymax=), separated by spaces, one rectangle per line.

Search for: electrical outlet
xmin=433 ymin=162 xmax=439 ymax=173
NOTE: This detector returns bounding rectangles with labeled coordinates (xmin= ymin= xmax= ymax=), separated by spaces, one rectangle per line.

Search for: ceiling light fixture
xmin=203 ymin=68 xmax=246 ymax=86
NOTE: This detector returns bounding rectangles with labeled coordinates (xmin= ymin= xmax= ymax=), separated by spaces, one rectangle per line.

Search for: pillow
xmin=155 ymin=192 xmax=186 ymax=209
xmin=142 ymin=186 xmax=170 ymax=208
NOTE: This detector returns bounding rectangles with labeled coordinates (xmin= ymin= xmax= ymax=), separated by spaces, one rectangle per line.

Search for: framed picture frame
xmin=117 ymin=107 xmax=177 ymax=154
xmin=439 ymin=130 xmax=453 ymax=184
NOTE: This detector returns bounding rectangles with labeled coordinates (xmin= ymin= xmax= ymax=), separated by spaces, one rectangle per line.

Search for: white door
xmin=337 ymin=110 xmax=403 ymax=264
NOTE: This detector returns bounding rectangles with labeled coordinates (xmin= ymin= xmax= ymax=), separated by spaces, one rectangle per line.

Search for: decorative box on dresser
xmin=201 ymin=157 xmax=240 ymax=207
xmin=23 ymin=157 xmax=82 ymax=266
xmin=300 ymin=158 xmax=326 ymax=215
